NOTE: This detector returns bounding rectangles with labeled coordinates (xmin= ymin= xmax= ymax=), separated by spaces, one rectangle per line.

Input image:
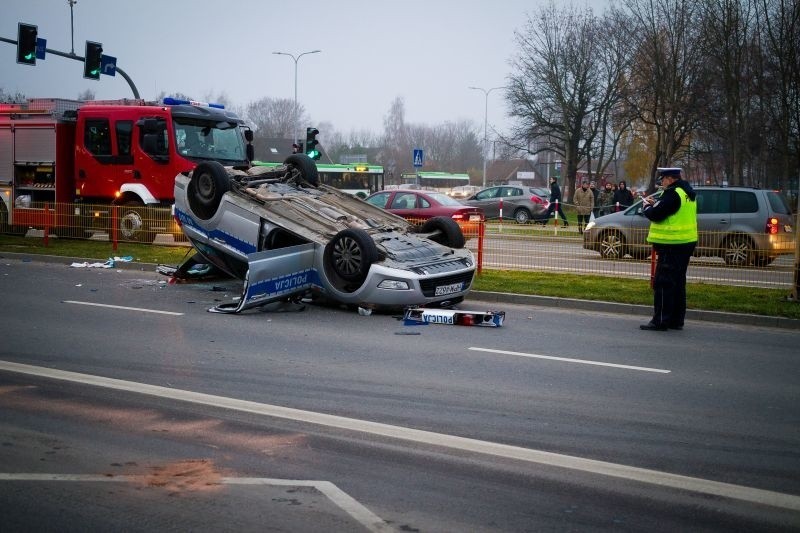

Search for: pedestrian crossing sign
xmin=413 ymin=149 xmax=424 ymax=168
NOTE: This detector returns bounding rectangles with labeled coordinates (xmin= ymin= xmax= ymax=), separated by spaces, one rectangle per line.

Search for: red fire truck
xmin=0 ymin=97 xmax=251 ymax=241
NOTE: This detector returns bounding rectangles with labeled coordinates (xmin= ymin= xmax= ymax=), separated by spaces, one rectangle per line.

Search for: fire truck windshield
xmin=173 ymin=118 xmax=247 ymax=165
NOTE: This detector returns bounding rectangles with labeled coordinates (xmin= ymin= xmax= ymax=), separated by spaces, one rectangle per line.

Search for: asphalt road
xmin=1 ymin=260 xmax=799 ymax=531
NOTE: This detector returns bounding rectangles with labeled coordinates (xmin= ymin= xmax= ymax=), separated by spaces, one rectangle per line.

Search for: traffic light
xmin=305 ymin=127 xmax=320 ymax=160
xmin=16 ymin=23 xmax=38 ymax=66
xmin=83 ymin=41 xmax=103 ymax=80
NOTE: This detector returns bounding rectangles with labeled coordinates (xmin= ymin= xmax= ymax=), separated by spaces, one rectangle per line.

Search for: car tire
xmin=513 ymin=208 xmax=531 ymax=224
xmin=188 ymin=161 xmax=231 ymax=220
xmin=283 ymin=154 xmax=320 ymax=187
xmin=599 ymin=230 xmax=625 ymax=259
xmin=324 ymin=228 xmax=378 ymax=284
xmin=118 ymin=201 xmax=155 ymax=243
xmin=754 ymin=255 xmax=774 ymax=267
xmin=419 ymin=216 xmax=465 ymax=249
xmin=723 ymin=235 xmax=754 ymax=266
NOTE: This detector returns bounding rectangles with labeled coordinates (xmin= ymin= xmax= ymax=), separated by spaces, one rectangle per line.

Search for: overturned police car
xmin=172 ymin=155 xmax=476 ymax=313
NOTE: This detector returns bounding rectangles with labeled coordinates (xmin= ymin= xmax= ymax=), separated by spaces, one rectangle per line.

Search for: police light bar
xmin=162 ymin=97 xmax=224 ymax=109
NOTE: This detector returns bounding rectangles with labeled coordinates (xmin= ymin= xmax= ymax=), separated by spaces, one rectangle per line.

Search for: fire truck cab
xmin=0 ymin=97 xmax=250 ymax=241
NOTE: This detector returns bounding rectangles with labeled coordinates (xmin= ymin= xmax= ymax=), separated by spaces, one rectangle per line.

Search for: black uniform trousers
xmin=651 ymin=242 xmax=696 ymax=327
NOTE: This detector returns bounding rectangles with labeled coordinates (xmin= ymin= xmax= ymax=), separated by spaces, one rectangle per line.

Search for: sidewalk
xmin=3 ymin=251 xmax=798 ymax=330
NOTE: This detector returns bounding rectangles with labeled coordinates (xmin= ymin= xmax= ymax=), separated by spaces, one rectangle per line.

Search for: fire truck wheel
xmin=119 ymin=202 xmax=155 ymax=243
xmin=0 ymin=204 xmax=26 ymax=236
xmin=0 ymin=203 xmax=9 ymax=233
xmin=283 ymin=154 xmax=320 ymax=187
xmin=323 ymin=228 xmax=378 ymax=288
xmin=189 ymin=161 xmax=231 ymax=220
xmin=418 ymin=216 xmax=465 ymax=249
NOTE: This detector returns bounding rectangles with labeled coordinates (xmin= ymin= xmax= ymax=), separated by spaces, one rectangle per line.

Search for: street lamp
xmin=273 ymin=49 xmax=321 ymax=147
xmin=469 ymin=85 xmax=505 ymax=188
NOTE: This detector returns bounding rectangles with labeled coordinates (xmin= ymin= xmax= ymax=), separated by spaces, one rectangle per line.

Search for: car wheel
xmin=118 ymin=201 xmax=155 ymax=243
xmin=723 ymin=235 xmax=754 ymax=266
xmin=419 ymin=216 xmax=465 ymax=249
xmin=188 ymin=161 xmax=231 ymax=220
xmin=324 ymin=228 xmax=378 ymax=284
xmin=599 ymin=230 xmax=625 ymax=259
xmin=283 ymin=154 xmax=320 ymax=187
xmin=754 ymin=255 xmax=774 ymax=267
xmin=513 ymin=208 xmax=531 ymax=224
xmin=630 ymin=247 xmax=652 ymax=260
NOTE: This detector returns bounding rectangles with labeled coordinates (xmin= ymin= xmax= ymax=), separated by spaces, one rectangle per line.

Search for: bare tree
xmin=381 ymin=97 xmax=410 ymax=181
xmin=0 ymin=89 xmax=27 ymax=103
xmin=507 ymin=2 xmax=604 ymax=199
xmin=244 ymin=97 xmax=304 ymax=139
xmin=698 ymin=0 xmax=758 ymax=186
xmin=77 ymin=89 xmax=96 ymax=101
xmin=620 ymin=0 xmax=707 ymax=192
xmin=755 ymin=0 xmax=800 ymax=190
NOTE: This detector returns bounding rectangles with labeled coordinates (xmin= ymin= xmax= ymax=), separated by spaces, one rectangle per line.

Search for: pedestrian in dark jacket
xmin=639 ymin=167 xmax=698 ymax=331
xmin=546 ymin=176 xmax=569 ymax=226
xmin=613 ymin=180 xmax=634 ymax=209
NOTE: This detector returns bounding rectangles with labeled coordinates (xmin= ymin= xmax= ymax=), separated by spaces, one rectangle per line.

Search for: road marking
xmin=469 ymin=347 xmax=671 ymax=373
xmin=0 ymin=474 xmax=388 ymax=532
xmin=62 ymin=300 xmax=184 ymax=316
xmin=2 ymin=360 xmax=798 ymax=512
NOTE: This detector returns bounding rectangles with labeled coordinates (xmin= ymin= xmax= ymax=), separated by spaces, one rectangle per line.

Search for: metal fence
xmin=0 ymin=201 xmax=186 ymax=248
xmin=469 ymin=217 xmax=796 ymax=290
xmin=1 ymin=202 xmax=796 ymax=290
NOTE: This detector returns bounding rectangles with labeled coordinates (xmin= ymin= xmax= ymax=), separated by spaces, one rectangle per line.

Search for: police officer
xmin=640 ymin=167 xmax=698 ymax=331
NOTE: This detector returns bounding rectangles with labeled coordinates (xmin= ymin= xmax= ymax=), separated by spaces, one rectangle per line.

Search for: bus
xmin=400 ymin=172 xmax=471 ymax=193
xmin=254 ymin=161 xmax=384 ymax=198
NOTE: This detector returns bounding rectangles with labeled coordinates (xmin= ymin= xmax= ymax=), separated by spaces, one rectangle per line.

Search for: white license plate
xmin=469 ymin=214 xmax=481 ymax=222
xmin=435 ymin=282 xmax=463 ymax=296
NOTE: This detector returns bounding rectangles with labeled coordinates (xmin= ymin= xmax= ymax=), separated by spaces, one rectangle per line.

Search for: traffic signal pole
xmin=0 ymin=36 xmax=140 ymax=99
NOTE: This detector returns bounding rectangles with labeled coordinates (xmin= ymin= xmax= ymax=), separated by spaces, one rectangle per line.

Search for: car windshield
xmin=428 ymin=192 xmax=465 ymax=206
xmin=173 ymin=118 xmax=247 ymax=164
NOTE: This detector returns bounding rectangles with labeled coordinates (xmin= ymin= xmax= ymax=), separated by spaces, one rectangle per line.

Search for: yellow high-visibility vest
xmin=647 ymin=187 xmax=698 ymax=244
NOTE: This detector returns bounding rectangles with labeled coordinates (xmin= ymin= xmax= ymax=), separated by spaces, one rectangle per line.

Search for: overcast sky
xmin=3 ymin=0 xmax=606 ymax=139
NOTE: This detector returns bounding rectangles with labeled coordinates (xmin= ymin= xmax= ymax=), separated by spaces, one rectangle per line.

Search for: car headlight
xmin=585 ymin=220 xmax=596 ymax=231
xmin=377 ymin=280 xmax=410 ymax=290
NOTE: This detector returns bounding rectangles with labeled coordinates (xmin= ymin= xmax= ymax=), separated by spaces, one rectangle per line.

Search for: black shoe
xmin=668 ymin=324 xmax=683 ymax=330
xmin=640 ymin=322 xmax=668 ymax=331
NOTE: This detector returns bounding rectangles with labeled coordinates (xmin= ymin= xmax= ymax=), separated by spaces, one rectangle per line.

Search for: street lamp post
xmin=469 ymin=85 xmax=504 ymax=188
xmin=272 ymin=49 xmax=321 ymax=146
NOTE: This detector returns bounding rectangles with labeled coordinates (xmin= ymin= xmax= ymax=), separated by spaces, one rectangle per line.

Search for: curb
xmin=2 ymin=252 xmax=798 ymax=330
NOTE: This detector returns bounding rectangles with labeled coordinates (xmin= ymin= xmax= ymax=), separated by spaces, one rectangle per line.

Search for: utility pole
xmin=68 ymin=0 xmax=77 ymax=55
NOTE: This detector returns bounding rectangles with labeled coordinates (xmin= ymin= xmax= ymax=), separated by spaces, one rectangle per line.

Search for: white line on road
xmin=62 ymin=300 xmax=184 ymax=316
xmin=2 ymin=360 xmax=798 ymax=513
xmin=0 ymin=474 xmax=389 ymax=532
xmin=469 ymin=347 xmax=671 ymax=373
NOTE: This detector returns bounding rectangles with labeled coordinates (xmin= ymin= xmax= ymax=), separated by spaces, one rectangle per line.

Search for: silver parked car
xmin=463 ymin=185 xmax=548 ymax=224
xmin=583 ymin=186 xmax=795 ymax=266
xmin=172 ymin=155 xmax=476 ymax=312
